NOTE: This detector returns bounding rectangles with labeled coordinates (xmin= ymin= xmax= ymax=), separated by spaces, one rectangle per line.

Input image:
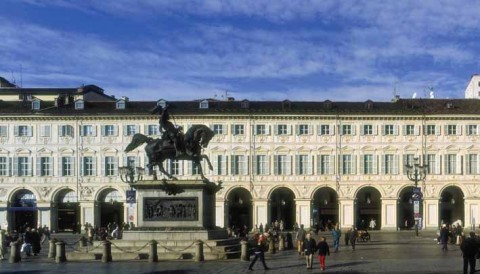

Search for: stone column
xmin=381 ymin=198 xmax=398 ymax=231
xmin=240 ymin=240 xmax=249 ymax=261
xmin=252 ymin=199 xmax=268 ymax=231
xmin=338 ymin=198 xmax=355 ymax=229
xmin=194 ymin=240 xmax=204 ymax=262
xmin=55 ymin=241 xmax=66 ymax=263
xmin=148 ymin=240 xmax=158 ymax=263
xmin=295 ymin=199 xmax=311 ymax=228
xmin=423 ymin=198 xmax=439 ymax=230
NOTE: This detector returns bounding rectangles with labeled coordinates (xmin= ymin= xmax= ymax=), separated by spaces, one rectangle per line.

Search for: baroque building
xmin=0 ymin=76 xmax=479 ymax=232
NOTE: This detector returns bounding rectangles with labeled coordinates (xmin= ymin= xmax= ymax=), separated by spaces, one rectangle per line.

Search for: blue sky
xmin=0 ymin=0 xmax=479 ymax=102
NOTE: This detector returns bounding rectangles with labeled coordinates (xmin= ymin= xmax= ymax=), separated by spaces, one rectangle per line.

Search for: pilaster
xmin=295 ymin=199 xmax=310 ymax=227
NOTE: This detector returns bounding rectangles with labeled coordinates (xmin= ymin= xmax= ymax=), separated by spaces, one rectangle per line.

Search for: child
xmin=316 ymin=236 xmax=330 ymax=271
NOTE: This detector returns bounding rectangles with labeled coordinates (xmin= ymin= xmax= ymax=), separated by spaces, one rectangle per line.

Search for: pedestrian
xmin=31 ymin=228 xmax=41 ymax=256
xmin=316 ymin=236 xmax=330 ymax=271
xmin=369 ymin=218 xmax=376 ymax=230
xmin=41 ymin=225 xmax=50 ymax=245
xmin=461 ymin=231 xmax=478 ymax=274
xmin=348 ymin=227 xmax=357 ymax=250
xmin=331 ymin=223 xmax=341 ymax=252
xmin=22 ymin=227 xmax=32 ymax=256
xmin=440 ymin=224 xmax=449 ymax=251
xmin=248 ymin=233 xmax=270 ymax=271
xmin=344 ymin=228 xmax=350 ymax=246
xmin=296 ymin=224 xmax=306 ymax=255
xmin=303 ymin=232 xmax=317 ymax=269
xmin=0 ymin=229 xmax=6 ymax=260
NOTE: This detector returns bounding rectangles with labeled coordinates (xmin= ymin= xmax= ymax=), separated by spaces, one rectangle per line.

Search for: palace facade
xmin=0 ymin=76 xmax=480 ymax=232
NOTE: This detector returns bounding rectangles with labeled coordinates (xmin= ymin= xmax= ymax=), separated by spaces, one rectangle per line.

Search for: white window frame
xmin=254 ymin=155 xmax=269 ymax=175
xmin=213 ymin=124 xmax=226 ymax=135
xmin=59 ymin=125 xmax=74 ymax=137
xmin=0 ymin=157 xmax=10 ymax=176
xmin=0 ymin=125 xmax=7 ymax=137
xmin=232 ymin=124 xmax=245 ymax=135
xmin=274 ymin=155 xmax=291 ymax=175
xmin=295 ymin=154 xmax=312 ymax=175
xmin=231 ymin=155 xmax=248 ymax=175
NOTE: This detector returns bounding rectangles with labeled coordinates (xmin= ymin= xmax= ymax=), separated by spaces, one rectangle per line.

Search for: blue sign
xmin=412 ymin=187 xmax=423 ymax=201
xmin=126 ymin=190 xmax=136 ymax=204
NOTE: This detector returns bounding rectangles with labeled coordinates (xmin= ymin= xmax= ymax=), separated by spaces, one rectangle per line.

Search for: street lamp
xmin=405 ymin=157 xmax=428 ymax=236
xmin=119 ymin=166 xmax=145 ymax=189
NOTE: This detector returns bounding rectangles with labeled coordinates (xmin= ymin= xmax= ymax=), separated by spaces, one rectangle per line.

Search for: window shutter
xmin=58 ymin=126 xmax=63 ymax=137
xmin=394 ymin=125 xmax=399 ymax=136
xmin=330 ymin=124 xmax=335 ymax=135
xmin=101 ymin=125 xmax=106 ymax=136
xmin=58 ymin=156 xmax=63 ymax=176
xmin=80 ymin=126 xmax=84 ymax=136
xmin=373 ymin=155 xmax=378 ymax=174
xmin=360 ymin=155 xmax=365 ymax=174
xmin=287 ymin=125 xmax=292 ymax=135
xmin=27 ymin=157 xmax=32 ymax=176
xmin=14 ymin=126 xmax=19 ymax=137
xmin=466 ymin=154 xmax=471 ymax=175
xmin=295 ymin=125 xmax=300 ymax=135
xmin=265 ymin=125 xmax=271 ymax=135
xmin=437 ymin=155 xmax=441 ymax=175
xmin=309 ymin=156 xmax=314 ymax=175
xmin=360 ymin=125 xmax=365 ymax=135
xmin=274 ymin=125 xmax=279 ymax=135
xmin=352 ymin=155 xmax=357 ymax=174
xmin=12 ymin=157 xmax=18 ymax=176
xmin=123 ymin=125 xmax=128 ymax=136
xmin=351 ymin=125 xmax=356 ymax=135
xmin=101 ymin=157 xmax=106 ymax=176
xmin=92 ymin=126 xmax=97 ymax=136
xmin=49 ymin=157 xmax=54 ymax=176
xmin=393 ymin=155 xmax=399 ymax=174
xmin=80 ymin=157 xmax=84 ymax=176
xmin=339 ymin=155 xmax=343 ymax=174
xmin=135 ymin=125 xmax=140 ymax=134
xmin=457 ymin=126 xmax=462 ymax=136
xmin=402 ymin=125 xmax=407 ymax=136
xmin=92 ymin=156 xmax=97 ymax=176
xmin=372 ymin=125 xmax=378 ymax=135
xmin=27 ymin=126 xmax=33 ymax=137
xmin=265 ymin=155 xmax=270 ymax=175
xmin=36 ymin=157 xmax=41 ymax=176
xmin=381 ymin=125 xmax=385 ymax=136
xmin=287 ymin=155 xmax=292 ymax=175
xmin=339 ymin=125 xmax=344 ymax=136
xmin=381 ymin=155 xmax=386 ymax=174
xmin=477 ymin=154 xmax=480 ymax=175
xmin=435 ymin=126 xmax=441 ymax=136
xmin=457 ymin=155 xmax=463 ymax=174
xmin=274 ymin=156 xmax=279 ymax=175
xmin=414 ymin=125 xmax=420 ymax=136
xmin=7 ymin=157 xmax=11 ymax=176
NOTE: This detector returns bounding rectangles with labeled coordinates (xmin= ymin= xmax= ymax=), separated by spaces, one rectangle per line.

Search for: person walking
xmin=316 ymin=237 xmax=330 ymax=271
xmin=296 ymin=224 xmax=306 ymax=255
xmin=461 ymin=231 xmax=478 ymax=274
xmin=248 ymin=234 xmax=270 ymax=271
xmin=440 ymin=224 xmax=449 ymax=251
xmin=303 ymin=232 xmax=317 ymax=269
xmin=348 ymin=227 xmax=357 ymax=250
xmin=331 ymin=224 xmax=341 ymax=252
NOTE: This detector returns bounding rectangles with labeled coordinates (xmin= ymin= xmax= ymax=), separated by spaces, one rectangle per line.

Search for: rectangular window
xmin=255 ymin=125 xmax=267 ymax=135
xmin=231 ymin=155 xmax=247 ymax=175
xmin=213 ymin=124 xmax=226 ymax=135
xmin=214 ymin=155 xmax=227 ymax=175
xmin=15 ymin=125 xmax=32 ymax=137
xmin=125 ymin=125 xmax=137 ymax=136
xmin=445 ymin=154 xmax=457 ymax=174
xmin=425 ymin=125 xmax=437 ymax=135
xmin=38 ymin=157 xmax=52 ymax=176
xmin=274 ymin=155 xmax=291 ymax=175
xmin=403 ymin=154 xmax=415 ymax=174
xmin=319 ymin=155 xmax=333 ymax=175
xmin=168 ymin=159 xmax=181 ymax=175
xmin=467 ymin=154 xmax=478 ymax=174
xmin=17 ymin=157 xmax=31 ymax=176
xmin=296 ymin=155 xmax=312 ymax=175
xmin=363 ymin=125 xmax=373 ymax=135
xmin=0 ymin=125 xmax=7 ymax=137
xmin=102 ymin=125 xmax=116 ymax=136
xmin=82 ymin=156 xmax=95 ymax=176
xmin=341 ymin=154 xmax=354 ymax=175
xmin=0 ymin=157 xmax=9 ymax=176
xmin=383 ymin=154 xmax=398 ymax=175
xmin=255 ymin=155 xmax=269 ymax=175
xmin=104 ymin=156 xmax=117 ymax=176
xmin=383 ymin=125 xmax=395 ymax=135
xmin=40 ymin=125 xmax=51 ymax=137
xmin=319 ymin=125 xmax=330 ymax=135
xmin=363 ymin=154 xmax=375 ymax=174
xmin=426 ymin=154 xmax=438 ymax=175
xmin=59 ymin=125 xmax=74 ymax=137
xmin=61 ymin=157 xmax=74 ymax=176
xmin=233 ymin=124 xmax=245 ymax=135
xmin=147 ymin=125 xmax=160 ymax=136
xmin=446 ymin=125 xmax=457 ymax=135
xmin=298 ymin=125 xmax=311 ymax=135
xmin=467 ymin=125 xmax=478 ymax=136
xmin=276 ymin=125 xmax=290 ymax=135
xmin=341 ymin=125 xmax=352 ymax=135
xmin=405 ymin=125 xmax=415 ymax=135
xmin=80 ymin=125 xmax=95 ymax=137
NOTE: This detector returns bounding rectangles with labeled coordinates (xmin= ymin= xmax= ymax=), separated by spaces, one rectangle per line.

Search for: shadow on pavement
xmin=329 ymin=261 xmax=371 ymax=268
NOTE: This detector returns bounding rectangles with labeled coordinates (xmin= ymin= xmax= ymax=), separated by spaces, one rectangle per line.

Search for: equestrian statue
xmin=125 ymin=104 xmax=215 ymax=181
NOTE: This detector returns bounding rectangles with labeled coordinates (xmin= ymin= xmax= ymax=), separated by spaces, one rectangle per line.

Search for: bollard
xmin=0 ymin=230 xmax=6 ymax=260
xmin=240 ymin=240 xmax=249 ymax=261
xmin=55 ymin=241 xmax=66 ymax=263
xmin=148 ymin=240 xmax=158 ymax=263
xmin=9 ymin=240 xmax=21 ymax=263
xmin=48 ymin=239 xmax=57 ymax=258
xmin=268 ymin=237 xmax=275 ymax=254
xmin=194 ymin=240 xmax=204 ymax=262
xmin=102 ymin=240 xmax=112 ymax=263
xmin=79 ymin=236 xmax=88 ymax=248
xmin=278 ymin=234 xmax=285 ymax=251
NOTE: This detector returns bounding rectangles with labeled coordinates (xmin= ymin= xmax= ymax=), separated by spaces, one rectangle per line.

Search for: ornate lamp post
xmin=119 ymin=166 xmax=145 ymax=190
xmin=405 ymin=157 xmax=427 ymax=236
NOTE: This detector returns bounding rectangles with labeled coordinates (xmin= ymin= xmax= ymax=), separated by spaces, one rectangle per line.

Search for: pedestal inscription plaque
xmin=143 ymin=197 xmax=198 ymax=221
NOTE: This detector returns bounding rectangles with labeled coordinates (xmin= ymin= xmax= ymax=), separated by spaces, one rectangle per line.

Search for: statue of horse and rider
xmin=125 ymin=105 xmax=215 ymax=181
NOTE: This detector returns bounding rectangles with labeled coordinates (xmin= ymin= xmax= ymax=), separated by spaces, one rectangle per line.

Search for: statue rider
xmin=158 ymin=105 xmax=185 ymax=157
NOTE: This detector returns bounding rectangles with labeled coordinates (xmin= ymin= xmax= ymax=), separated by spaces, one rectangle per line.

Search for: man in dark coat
xmin=461 ymin=231 xmax=478 ymax=274
xmin=248 ymin=234 xmax=270 ymax=271
xmin=303 ymin=232 xmax=317 ymax=269
xmin=440 ymin=224 xmax=449 ymax=251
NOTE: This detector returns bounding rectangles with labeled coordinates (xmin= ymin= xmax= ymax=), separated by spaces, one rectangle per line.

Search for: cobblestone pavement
xmin=0 ymin=231 xmax=469 ymax=273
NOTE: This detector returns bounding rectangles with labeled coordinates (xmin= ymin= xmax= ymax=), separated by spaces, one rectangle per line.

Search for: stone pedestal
xmin=123 ymin=179 xmax=226 ymax=241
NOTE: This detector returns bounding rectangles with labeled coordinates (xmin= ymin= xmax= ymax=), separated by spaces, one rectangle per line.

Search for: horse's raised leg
xmin=194 ymin=160 xmax=207 ymax=181
xmin=200 ymin=154 xmax=214 ymax=171
xmin=158 ymin=162 xmax=177 ymax=180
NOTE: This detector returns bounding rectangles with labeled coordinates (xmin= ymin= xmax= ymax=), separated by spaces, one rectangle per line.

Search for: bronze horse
xmin=125 ymin=124 xmax=215 ymax=181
